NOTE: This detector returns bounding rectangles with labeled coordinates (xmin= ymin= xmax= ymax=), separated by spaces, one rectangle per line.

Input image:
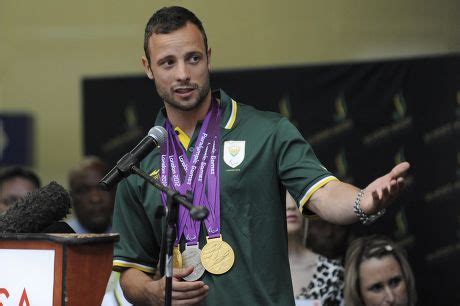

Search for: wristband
xmin=353 ymin=189 xmax=386 ymax=225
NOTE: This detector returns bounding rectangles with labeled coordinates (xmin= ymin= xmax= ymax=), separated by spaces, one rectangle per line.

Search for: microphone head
xmin=148 ymin=126 xmax=167 ymax=146
xmin=0 ymin=181 xmax=71 ymax=233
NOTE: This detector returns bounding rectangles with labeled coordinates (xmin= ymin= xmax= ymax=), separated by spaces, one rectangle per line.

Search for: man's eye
xmin=1 ymin=196 xmax=20 ymax=206
xmin=161 ymin=59 xmax=174 ymax=67
xmin=74 ymin=186 xmax=90 ymax=194
xmin=190 ymin=55 xmax=200 ymax=63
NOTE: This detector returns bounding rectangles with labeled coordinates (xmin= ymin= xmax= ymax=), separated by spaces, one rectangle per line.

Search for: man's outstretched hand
xmin=361 ymin=161 xmax=410 ymax=215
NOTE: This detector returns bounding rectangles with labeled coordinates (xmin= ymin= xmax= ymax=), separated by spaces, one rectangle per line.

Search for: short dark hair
xmin=68 ymin=156 xmax=109 ymax=191
xmin=143 ymin=6 xmax=208 ymax=64
xmin=0 ymin=166 xmax=41 ymax=190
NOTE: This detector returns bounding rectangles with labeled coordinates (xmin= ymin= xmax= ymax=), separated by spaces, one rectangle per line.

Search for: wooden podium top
xmin=0 ymin=233 xmax=119 ymax=305
xmin=0 ymin=233 xmax=119 ymax=244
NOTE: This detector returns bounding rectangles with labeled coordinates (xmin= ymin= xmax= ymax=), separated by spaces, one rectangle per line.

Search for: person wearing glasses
xmin=344 ymin=236 xmax=416 ymax=306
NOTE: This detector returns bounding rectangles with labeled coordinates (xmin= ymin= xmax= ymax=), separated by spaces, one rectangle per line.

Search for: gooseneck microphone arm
xmin=100 ymin=126 xmax=168 ymax=191
xmin=130 ymin=166 xmax=208 ymax=221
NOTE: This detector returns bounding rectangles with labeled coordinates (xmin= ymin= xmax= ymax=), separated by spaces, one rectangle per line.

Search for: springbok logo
xmin=223 ymin=141 xmax=245 ymax=168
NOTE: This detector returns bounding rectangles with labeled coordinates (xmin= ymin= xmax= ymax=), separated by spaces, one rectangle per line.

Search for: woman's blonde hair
xmin=344 ymin=235 xmax=416 ymax=306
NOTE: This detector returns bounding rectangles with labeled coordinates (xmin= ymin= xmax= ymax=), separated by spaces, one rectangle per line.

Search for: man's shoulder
xmin=236 ymin=102 xmax=286 ymax=126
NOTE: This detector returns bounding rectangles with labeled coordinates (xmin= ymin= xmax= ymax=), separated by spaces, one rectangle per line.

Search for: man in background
xmin=67 ymin=156 xmax=114 ymax=233
xmin=306 ymin=218 xmax=349 ymax=260
xmin=0 ymin=166 xmax=40 ymax=215
xmin=65 ymin=157 xmax=132 ymax=305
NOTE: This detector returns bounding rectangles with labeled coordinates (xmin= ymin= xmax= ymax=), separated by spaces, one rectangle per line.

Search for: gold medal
xmin=173 ymin=245 xmax=183 ymax=268
xmin=200 ymin=236 xmax=235 ymax=274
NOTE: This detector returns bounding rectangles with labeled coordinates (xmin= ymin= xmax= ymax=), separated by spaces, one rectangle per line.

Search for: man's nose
xmin=88 ymin=187 xmax=104 ymax=203
xmin=175 ymin=61 xmax=191 ymax=82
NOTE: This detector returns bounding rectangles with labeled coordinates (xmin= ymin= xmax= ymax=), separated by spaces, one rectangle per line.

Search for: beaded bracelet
xmin=353 ymin=189 xmax=386 ymax=225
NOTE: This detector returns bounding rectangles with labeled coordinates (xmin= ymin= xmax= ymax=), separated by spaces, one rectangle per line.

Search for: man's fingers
xmin=173 ymin=280 xmax=206 ymax=292
xmin=396 ymin=176 xmax=405 ymax=188
xmin=391 ymin=161 xmax=410 ymax=178
xmin=389 ymin=180 xmax=399 ymax=194
xmin=173 ymin=266 xmax=194 ymax=279
xmin=172 ymin=284 xmax=209 ymax=300
xmin=371 ymin=189 xmax=381 ymax=202
xmin=381 ymin=185 xmax=390 ymax=200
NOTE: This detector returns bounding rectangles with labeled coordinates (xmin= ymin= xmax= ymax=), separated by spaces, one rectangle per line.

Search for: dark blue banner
xmin=0 ymin=114 xmax=34 ymax=166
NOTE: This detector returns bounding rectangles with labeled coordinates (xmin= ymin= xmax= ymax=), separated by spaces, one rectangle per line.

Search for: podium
xmin=0 ymin=233 xmax=119 ymax=306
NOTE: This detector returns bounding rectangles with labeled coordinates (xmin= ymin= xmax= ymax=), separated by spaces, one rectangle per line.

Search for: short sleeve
xmin=275 ymin=117 xmax=337 ymax=214
xmin=112 ymin=175 xmax=160 ymax=274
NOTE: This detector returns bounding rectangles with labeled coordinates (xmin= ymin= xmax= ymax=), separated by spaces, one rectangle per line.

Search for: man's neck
xmin=165 ymin=93 xmax=212 ymax=137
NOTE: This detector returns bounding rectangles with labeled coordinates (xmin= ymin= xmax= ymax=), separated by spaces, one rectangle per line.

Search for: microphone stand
xmin=129 ymin=166 xmax=208 ymax=306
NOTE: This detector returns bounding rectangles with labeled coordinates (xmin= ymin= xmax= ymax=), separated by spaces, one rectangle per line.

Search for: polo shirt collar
xmin=153 ymin=89 xmax=238 ymax=131
xmin=215 ymin=89 xmax=238 ymax=130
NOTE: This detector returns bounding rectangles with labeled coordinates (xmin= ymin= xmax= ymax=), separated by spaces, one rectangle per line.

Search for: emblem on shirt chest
xmin=223 ymin=141 xmax=245 ymax=168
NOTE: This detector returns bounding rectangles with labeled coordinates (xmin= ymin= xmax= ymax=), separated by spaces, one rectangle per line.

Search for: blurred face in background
xmin=307 ymin=218 xmax=348 ymax=259
xmin=359 ymin=255 xmax=408 ymax=306
xmin=286 ymin=192 xmax=303 ymax=235
xmin=0 ymin=178 xmax=37 ymax=215
xmin=70 ymin=165 xmax=114 ymax=233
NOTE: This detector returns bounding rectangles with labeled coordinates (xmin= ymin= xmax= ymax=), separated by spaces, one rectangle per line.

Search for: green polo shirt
xmin=113 ymin=89 xmax=336 ymax=305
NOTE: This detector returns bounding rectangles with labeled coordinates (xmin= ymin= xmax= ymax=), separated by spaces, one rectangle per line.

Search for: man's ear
xmin=207 ymin=48 xmax=212 ymax=70
xmin=141 ymin=56 xmax=154 ymax=80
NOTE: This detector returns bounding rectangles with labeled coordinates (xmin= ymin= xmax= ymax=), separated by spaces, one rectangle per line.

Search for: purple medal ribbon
xmin=203 ymin=111 xmax=221 ymax=239
xmin=160 ymin=98 xmax=221 ymax=246
xmin=160 ymin=124 xmax=188 ymax=246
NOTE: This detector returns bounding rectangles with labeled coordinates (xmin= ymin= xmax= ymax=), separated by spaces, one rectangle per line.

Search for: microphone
xmin=0 ymin=181 xmax=71 ymax=233
xmin=99 ymin=126 xmax=167 ymax=190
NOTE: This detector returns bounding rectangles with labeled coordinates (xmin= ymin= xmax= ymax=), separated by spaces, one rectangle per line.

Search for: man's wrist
xmin=147 ymin=279 xmax=164 ymax=306
xmin=353 ymin=189 xmax=386 ymax=225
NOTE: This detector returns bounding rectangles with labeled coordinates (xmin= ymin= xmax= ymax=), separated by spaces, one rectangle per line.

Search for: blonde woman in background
xmin=344 ymin=236 xmax=416 ymax=306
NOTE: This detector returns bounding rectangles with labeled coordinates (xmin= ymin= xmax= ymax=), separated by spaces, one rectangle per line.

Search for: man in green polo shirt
xmin=112 ymin=6 xmax=410 ymax=305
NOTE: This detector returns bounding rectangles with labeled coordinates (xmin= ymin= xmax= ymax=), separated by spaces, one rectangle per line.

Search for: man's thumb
xmin=173 ymin=266 xmax=194 ymax=279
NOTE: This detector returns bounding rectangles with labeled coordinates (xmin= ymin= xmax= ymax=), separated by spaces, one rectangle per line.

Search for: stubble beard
xmin=157 ymin=76 xmax=211 ymax=112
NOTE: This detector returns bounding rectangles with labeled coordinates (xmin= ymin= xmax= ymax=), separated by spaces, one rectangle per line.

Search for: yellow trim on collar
xmin=299 ymin=176 xmax=338 ymax=214
xmin=174 ymin=127 xmax=191 ymax=149
xmin=224 ymin=99 xmax=238 ymax=129
xmin=170 ymin=98 xmax=236 ymax=147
